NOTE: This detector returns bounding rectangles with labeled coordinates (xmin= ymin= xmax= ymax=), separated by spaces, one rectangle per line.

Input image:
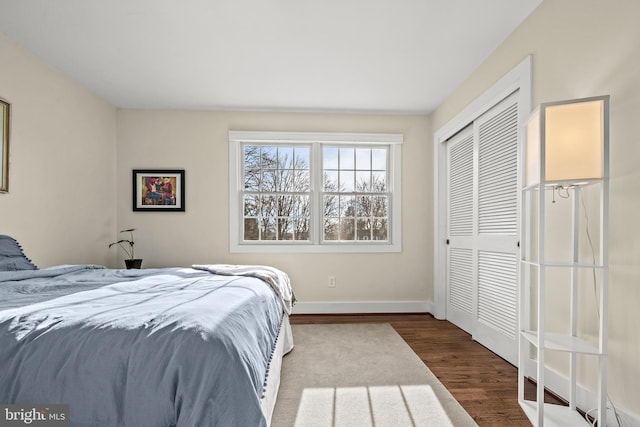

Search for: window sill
xmin=229 ymin=242 xmax=401 ymax=253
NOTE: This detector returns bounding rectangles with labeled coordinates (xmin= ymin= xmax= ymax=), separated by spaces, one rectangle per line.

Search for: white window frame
xmin=229 ymin=131 xmax=403 ymax=253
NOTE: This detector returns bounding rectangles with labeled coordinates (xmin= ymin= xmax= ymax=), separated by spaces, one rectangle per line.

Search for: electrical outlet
xmin=328 ymin=276 xmax=336 ymax=288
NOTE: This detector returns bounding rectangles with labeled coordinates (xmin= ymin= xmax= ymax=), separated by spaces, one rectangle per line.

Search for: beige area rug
xmin=271 ymin=323 xmax=478 ymax=427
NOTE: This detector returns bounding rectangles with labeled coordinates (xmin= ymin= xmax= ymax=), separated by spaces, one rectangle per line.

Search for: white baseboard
xmin=523 ymin=358 xmax=640 ymax=426
xmin=292 ymin=300 xmax=433 ymax=314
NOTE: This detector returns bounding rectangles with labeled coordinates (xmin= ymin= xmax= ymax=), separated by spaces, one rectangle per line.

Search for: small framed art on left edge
xmin=1 ymin=98 xmax=10 ymax=193
xmin=133 ymin=169 xmax=185 ymax=212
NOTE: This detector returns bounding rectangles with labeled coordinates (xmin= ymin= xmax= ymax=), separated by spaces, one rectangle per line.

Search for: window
xmin=242 ymin=144 xmax=311 ymax=241
xmin=322 ymin=146 xmax=389 ymax=241
xmin=229 ymin=131 xmax=402 ymax=253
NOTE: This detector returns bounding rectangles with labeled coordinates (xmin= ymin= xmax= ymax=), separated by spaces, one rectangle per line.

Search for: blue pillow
xmin=0 ymin=235 xmax=38 ymax=271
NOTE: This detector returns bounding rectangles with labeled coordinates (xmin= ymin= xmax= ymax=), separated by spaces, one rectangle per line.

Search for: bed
xmin=0 ymin=235 xmax=294 ymax=427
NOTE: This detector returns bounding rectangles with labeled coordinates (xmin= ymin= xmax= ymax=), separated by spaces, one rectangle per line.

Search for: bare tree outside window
xmin=322 ymin=146 xmax=389 ymax=242
xmin=241 ymin=141 xmax=391 ymax=244
xmin=243 ymin=145 xmax=311 ymax=241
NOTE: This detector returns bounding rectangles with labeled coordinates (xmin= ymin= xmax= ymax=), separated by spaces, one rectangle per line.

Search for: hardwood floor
xmin=290 ymin=313 xmax=564 ymax=427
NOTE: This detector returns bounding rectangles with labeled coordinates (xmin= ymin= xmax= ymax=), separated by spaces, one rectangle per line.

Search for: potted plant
xmin=108 ymin=228 xmax=143 ymax=269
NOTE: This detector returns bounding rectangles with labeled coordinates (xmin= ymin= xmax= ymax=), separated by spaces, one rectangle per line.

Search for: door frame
xmin=433 ymin=56 xmax=532 ymax=321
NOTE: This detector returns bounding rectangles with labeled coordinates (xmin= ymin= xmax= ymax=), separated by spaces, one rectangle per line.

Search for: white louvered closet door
xmin=446 ymin=125 xmax=476 ymax=334
xmin=446 ymin=92 xmax=520 ymax=365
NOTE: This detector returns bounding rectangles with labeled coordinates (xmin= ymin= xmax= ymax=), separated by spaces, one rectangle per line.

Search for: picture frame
xmin=0 ymin=98 xmax=10 ymax=193
xmin=133 ymin=169 xmax=185 ymax=212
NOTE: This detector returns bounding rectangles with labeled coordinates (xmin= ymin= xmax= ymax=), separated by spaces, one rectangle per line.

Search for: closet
xmin=445 ymin=91 xmax=520 ymax=364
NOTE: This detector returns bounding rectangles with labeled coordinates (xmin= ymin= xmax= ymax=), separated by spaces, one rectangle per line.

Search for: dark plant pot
xmin=125 ymin=259 xmax=143 ymax=269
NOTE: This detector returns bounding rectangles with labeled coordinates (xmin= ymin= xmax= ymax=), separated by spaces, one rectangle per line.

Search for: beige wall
xmin=0 ymin=34 xmax=117 ymax=267
xmin=433 ymin=0 xmax=640 ymax=418
xmin=116 ymin=109 xmax=433 ymax=305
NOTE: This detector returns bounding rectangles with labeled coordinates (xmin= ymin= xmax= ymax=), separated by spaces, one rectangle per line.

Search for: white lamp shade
xmin=525 ymin=108 xmax=541 ymax=186
xmin=525 ymin=96 xmax=608 ymax=186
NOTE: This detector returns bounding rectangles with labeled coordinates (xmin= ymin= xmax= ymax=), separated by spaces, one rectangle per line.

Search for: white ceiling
xmin=0 ymin=0 xmax=542 ymax=114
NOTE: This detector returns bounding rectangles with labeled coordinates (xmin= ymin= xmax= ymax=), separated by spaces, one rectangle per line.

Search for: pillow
xmin=0 ymin=235 xmax=38 ymax=271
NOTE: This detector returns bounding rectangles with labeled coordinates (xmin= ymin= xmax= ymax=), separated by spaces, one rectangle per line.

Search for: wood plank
xmin=290 ymin=313 xmax=565 ymax=427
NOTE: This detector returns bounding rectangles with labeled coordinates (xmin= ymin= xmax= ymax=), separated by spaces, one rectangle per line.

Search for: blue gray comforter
xmin=0 ymin=265 xmax=288 ymax=427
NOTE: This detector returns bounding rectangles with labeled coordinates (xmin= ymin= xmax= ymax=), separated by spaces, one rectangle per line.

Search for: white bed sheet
xmin=262 ymin=314 xmax=294 ymax=426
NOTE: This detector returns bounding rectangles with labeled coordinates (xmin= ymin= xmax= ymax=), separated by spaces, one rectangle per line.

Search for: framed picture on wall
xmin=1 ymin=98 xmax=10 ymax=193
xmin=133 ymin=169 xmax=185 ymax=212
